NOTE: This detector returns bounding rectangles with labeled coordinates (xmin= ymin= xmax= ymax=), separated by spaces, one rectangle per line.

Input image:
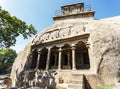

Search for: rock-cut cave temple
xmin=10 ymin=2 xmax=120 ymax=89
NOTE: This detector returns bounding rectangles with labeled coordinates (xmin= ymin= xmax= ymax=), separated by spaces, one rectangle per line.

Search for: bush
xmin=96 ymin=84 xmax=115 ymax=89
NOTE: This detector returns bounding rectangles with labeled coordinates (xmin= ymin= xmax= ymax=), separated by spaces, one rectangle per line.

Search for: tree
xmin=0 ymin=7 xmax=37 ymax=48
xmin=0 ymin=48 xmax=17 ymax=74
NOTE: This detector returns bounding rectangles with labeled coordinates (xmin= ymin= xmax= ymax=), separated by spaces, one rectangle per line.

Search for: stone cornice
xmin=31 ymin=33 xmax=89 ymax=49
xmin=53 ymin=10 xmax=95 ymax=21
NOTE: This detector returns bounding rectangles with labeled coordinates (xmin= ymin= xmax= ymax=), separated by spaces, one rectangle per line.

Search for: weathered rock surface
xmin=10 ymin=16 xmax=120 ymax=89
xmin=10 ymin=41 xmax=32 ymax=86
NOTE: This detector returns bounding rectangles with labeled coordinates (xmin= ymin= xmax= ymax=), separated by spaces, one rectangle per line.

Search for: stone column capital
xmin=29 ymin=52 xmax=33 ymax=56
xmin=58 ymin=47 xmax=62 ymax=52
xmin=47 ymin=47 xmax=51 ymax=50
xmin=31 ymin=49 xmax=36 ymax=52
xmin=85 ymin=43 xmax=90 ymax=48
xmin=37 ymin=50 xmax=41 ymax=54
xmin=71 ymin=44 xmax=76 ymax=49
xmin=71 ymin=46 xmax=76 ymax=50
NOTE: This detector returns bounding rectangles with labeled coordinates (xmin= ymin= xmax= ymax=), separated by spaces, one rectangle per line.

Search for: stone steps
xmin=57 ymin=74 xmax=85 ymax=89
xmin=68 ymin=84 xmax=83 ymax=89
xmin=67 ymin=74 xmax=84 ymax=89
xmin=69 ymin=79 xmax=82 ymax=84
xmin=71 ymin=73 xmax=83 ymax=80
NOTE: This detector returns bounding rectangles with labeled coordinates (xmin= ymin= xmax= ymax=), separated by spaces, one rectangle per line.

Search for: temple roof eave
xmin=53 ymin=10 xmax=95 ymax=21
xmin=31 ymin=33 xmax=90 ymax=49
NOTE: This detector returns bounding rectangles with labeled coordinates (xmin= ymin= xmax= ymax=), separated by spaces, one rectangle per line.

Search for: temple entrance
xmin=38 ymin=48 xmax=48 ymax=70
xmin=75 ymin=41 xmax=90 ymax=69
xmin=61 ymin=44 xmax=72 ymax=69
xmin=28 ymin=41 xmax=90 ymax=70
xmin=50 ymin=46 xmax=59 ymax=69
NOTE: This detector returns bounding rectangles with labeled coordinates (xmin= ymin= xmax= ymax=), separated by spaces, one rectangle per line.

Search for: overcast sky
xmin=0 ymin=0 xmax=120 ymax=52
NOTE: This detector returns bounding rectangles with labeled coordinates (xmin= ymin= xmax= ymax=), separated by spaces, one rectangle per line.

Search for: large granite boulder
xmin=10 ymin=16 xmax=120 ymax=89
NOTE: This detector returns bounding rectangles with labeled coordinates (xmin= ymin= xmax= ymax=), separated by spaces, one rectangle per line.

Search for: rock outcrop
xmin=10 ymin=14 xmax=120 ymax=89
xmin=10 ymin=41 xmax=32 ymax=86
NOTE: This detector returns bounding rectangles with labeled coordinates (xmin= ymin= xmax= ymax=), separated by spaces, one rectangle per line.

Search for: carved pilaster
xmin=71 ymin=44 xmax=76 ymax=70
xmin=26 ymin=53 xmax=33 ymax=69
xmin=54 ymin=54 xmax=58 ymax=66
xmin=36 ymin=49 xmax=41 ymax=69
xmin=46 ymin=48 xmax=51 ymax=70
xmin=84 ymin=42 xmax=90 ymax=48
xmin=67 ymin=51 xmax=71 ymax=66
xmin=58 ymin=47 xmax=62 ymax=70
xmin=86 ymin=43 xmax=90 ymax=48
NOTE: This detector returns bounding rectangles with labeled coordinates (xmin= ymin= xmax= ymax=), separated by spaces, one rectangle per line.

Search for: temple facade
xmin=23 ymin=2 xmax=95 ymax=89
xmin=29 ymin=2 xmax=94 ymax=72
xmin=10 ymin=2 xmax=120 ymax=89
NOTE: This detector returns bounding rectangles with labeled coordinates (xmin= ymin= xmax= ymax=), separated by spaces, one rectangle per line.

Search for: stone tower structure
xmin=53 ymin=2 xmax=94 ymax=20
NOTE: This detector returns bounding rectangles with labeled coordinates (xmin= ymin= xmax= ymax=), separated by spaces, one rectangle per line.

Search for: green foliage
xmin=96 ymin=84 xmax=115 ymax=89
xmin=0 ymin=48 xmax=17 ymax=73
xmin=0 ymin=7 xmax=37 ymax=48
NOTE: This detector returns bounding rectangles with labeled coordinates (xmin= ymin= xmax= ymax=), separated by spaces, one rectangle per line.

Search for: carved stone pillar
xmin=36 ymin=50 xmax=41 ymax=69
xmin=71 ymin=45 xmax=76 ymax=70
xmin=58 ymin=47 xmax=62 ymax=70
xmin=54 ymin=54 xmax=57 ymax=66
xmin=46 ymin=48 xmax=51 ymax=70
xmin=26 ymin=53 xmax=33 ymax=69
xmin=67 ymin=51 xmax=70 ymax=66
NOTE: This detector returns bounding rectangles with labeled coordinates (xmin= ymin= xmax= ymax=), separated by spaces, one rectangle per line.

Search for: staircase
xmin=67 ymin=74 xmax=85 ymax=89
xmin=57 ymin=74 xmax=85 ymax=89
